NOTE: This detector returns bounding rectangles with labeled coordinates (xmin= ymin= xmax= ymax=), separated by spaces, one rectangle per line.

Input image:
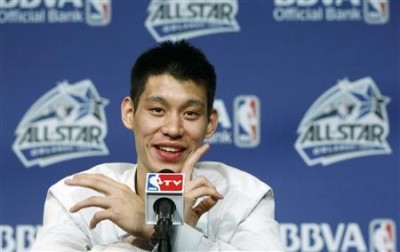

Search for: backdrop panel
xmin=1 ymin=1 xmax=398 ymax=251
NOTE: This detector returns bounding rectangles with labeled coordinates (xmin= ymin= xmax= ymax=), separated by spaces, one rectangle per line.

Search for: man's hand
xmin=181 ymin=144 xmax=224 ymax=227
xmin=63 ymin=144 xmax=223 ymax=237
xmin=64 ymin=174 xmax=154 ymax=240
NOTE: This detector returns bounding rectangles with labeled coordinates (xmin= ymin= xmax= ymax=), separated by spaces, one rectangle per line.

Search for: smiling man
xmin=32 ymin=40 xmax=284 ymax=251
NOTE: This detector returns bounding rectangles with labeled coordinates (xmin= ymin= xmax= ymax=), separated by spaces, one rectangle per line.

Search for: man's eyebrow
xmin=144 ymin=96 xmax=166 ymax=103
xmin=144 ymin=96 xmax=206 ymax=108
xmin=186 ymin=99 xmax=206 ymax=109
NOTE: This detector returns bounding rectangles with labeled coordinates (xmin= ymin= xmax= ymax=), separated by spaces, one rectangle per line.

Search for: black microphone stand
xmin=157 ymin=217 xmax=172 ymax=252
xmin=150 ymin=198 xmax=175 ymax=252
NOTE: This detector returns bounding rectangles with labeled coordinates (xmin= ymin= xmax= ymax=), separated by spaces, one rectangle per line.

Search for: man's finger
xmin=89 ymin=210 xmax=112 ymax=229
xmin=192 ymin=197 xmax=220 ymax=217
xmin=69 ymin=196 xmax=109 ymax=213
xmin=186 ymin=175 xmax=215 ymax=192
xmin=182 ymin=144 xmax=210 ymax=181
xmin=64 ymin=173 xmax=122 ymax=195
xmin=186 ymin=186 xmax=224 ymax=202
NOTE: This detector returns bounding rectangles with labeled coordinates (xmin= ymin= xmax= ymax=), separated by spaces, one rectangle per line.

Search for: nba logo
xmin=147 ymin=174 xmax=161 ymax=191
xmin=86 ymin=0 xmax=111 ymax=26
xmin=369 ymin=219 xmax=396 ymax=252
xmin=364 ymin=0 xmax=389 ymax=24
xmin=234 ymin=95 xmax=260 ymax=148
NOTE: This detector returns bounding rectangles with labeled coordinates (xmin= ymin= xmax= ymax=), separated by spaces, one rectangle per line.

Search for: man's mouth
xmin=156 ymin=145 xmax=186 ymax=154
xmin=159 ymin=146 xmax=179 ymax=153
xmin=154 ymin=145 xmax=186 ymax=162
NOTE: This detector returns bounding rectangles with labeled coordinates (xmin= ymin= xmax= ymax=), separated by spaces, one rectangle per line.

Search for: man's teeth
xmin=160 ymin=146 xmax=179 ymax=152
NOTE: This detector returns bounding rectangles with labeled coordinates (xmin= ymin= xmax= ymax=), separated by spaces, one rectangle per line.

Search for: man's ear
xmin=205 ymin=109 xmax=218 ymax=139
xmin=121 ymin=96 xmax=135 ymax=130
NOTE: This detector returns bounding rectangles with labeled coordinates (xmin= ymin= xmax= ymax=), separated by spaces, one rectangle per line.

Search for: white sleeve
xmin=171 ymin=190 xmax=284 ymax=251
xmin=89 ymin=236 xmax=149 ymax=252
xmin=32 ymin=191 xmax=155 ymax=251
xmin=31 ymin=192 xmax=92 ymax=251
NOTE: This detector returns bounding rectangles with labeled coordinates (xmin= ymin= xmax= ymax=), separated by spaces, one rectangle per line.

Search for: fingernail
xmin=216 ymin=193 xmax=224 ymax=199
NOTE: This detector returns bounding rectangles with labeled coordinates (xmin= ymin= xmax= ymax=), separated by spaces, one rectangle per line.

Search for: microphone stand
xmin=157 ymin=218 xmax=172 ymax=252
xmin=150 ymin=198 xmax=175 ymax=252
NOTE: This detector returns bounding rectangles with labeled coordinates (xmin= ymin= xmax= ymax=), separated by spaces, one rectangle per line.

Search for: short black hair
xmin=130 ymin=40 xmax=216 ymax=116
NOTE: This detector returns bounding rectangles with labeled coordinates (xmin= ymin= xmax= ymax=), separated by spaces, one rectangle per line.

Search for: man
xmin=32 ymin=40 xmax=284 ymax=251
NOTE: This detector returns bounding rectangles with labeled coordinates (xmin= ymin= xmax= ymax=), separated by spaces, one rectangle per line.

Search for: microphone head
xmin=153 ymin=197 xmax=176 ymax=222
xmin=154 ymin=197 xmax=176 ymax=213
xmin=159 ymin=168 xmax=174 ymax=173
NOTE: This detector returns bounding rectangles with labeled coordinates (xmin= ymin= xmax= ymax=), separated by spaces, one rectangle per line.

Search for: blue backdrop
xmin=1 ymin=1 xmax=398 ymax=251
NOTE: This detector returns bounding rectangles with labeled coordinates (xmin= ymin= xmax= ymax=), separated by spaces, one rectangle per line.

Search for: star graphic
xmin=30 ymin=103 xmax=74 ymax=123
xmin=351 ymin=86 xmax=389 ymax=120
xmin=71 ymin=88 xmax=108 ymax=121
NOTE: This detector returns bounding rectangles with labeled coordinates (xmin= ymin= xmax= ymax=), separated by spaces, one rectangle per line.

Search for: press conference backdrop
xmin=0 ymin=0 xmax=398 ymax=251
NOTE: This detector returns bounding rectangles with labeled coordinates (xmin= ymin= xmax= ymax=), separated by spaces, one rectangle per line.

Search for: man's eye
xmin=151 ymin=108 xmax=164 ymax=114
xmin=185 ymin=111 xmax=199 ymax=119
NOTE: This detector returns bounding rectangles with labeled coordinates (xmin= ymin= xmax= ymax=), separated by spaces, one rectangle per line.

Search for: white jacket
xmin=32 ymin=162 xmax=284 ymax=251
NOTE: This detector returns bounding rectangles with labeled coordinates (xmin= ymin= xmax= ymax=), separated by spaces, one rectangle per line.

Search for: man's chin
xmin=146 ymin=161 xmax=182 ymax=173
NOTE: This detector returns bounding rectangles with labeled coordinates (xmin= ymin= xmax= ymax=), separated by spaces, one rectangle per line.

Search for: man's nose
xmin=161 ymin=114 xmax=184 ymax=138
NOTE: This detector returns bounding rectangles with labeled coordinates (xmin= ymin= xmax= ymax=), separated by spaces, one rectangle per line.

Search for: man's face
xmin=122 ymin=74 xmax=217 ymax=174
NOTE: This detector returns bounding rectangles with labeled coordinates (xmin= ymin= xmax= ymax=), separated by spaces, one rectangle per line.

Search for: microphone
xmin=145 ymin=169 xmax=185 ymax=225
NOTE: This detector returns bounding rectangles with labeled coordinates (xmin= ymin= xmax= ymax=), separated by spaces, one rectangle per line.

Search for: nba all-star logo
xmin=13 ymin=79 xmax=109 ymax=167
xmin=295 ymin=77 xmax=391 ymax=166
xmin=145 ymin=0 xmax=240 ymax=42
